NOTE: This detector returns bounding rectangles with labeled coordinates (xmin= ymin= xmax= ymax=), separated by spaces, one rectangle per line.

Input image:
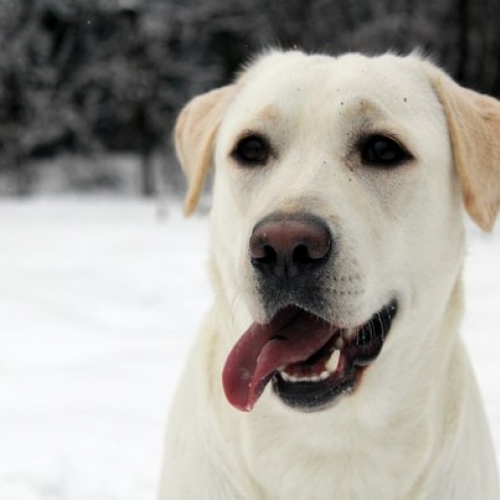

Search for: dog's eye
xmin=361 ymin=135 xmax=412 ymax=167
xmin=233 ymin=135 xmax=270 ymax=166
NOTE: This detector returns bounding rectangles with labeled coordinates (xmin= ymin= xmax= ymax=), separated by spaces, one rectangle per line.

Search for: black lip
xmin=273 ymin=374 xmax=356 ymax=411
xmin=272 ymin=300 xmax=398 ymax=411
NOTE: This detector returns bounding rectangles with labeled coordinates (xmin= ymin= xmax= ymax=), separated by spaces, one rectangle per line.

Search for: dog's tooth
xmin=281 ymin=370 xmax=332 ymax=384
xmin=334 ymin=336 xmax=345 ymax=350
xmin=325 ymin=349 xmax=341 ymax=372
xmin=342 ymin=328 xmax=356 ymax=341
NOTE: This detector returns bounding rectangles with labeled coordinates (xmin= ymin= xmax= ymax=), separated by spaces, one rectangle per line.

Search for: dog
xmin=159 ymin=50 xmax=500 ymax=499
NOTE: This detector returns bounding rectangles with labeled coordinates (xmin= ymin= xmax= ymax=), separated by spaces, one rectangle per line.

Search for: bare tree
xmin=2 ymin=0 xmax=500 ymax=197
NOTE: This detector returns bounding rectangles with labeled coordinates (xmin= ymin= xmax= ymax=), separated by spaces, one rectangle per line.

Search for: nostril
xmin=252 ymin=244 xmax=277 ymax=266
xmin=292 ymin=244 xmax=311 ymax=265
xmin=294 ymin=235 xmax=331 ymax=262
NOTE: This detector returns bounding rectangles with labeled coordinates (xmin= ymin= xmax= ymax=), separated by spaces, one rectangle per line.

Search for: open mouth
xmin=222 ymin=300 xmax=398 ymax=412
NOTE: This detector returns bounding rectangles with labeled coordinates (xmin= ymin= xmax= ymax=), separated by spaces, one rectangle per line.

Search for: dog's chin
xmin=222 ymin=299 xmax=398 ymax=413
xmin=272 ymin=300 xmax=398 ymax=411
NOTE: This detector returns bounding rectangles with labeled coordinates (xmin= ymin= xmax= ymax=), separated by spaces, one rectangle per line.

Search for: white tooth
xmin=334 ymin=337 xmax=345 ymax=350
xmin=325 ymin=349 xmax=341 ymax=372
xmin=281 ymin=372 xmax=330 ymax=384
xmin=342 ymin=328 xmax=356 ymax=341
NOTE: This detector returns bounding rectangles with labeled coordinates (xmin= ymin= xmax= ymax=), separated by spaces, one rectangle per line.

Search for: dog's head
xmin=175 ymin=51 xmax=500 ymax=413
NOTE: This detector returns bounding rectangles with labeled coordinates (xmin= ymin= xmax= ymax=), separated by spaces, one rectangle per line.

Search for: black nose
xmin=249 ymin=214 xmax=332 ymax=280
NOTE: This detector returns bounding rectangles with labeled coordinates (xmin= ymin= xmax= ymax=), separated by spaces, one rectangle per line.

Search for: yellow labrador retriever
xmin=160 ymin=50 xmax=500 ymax=500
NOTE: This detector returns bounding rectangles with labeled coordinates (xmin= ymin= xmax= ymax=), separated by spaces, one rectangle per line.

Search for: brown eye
xmin=361 ymin=135 xmax=412 ymax=167
xmin=233 ymin=135 xmax=270 ymax=166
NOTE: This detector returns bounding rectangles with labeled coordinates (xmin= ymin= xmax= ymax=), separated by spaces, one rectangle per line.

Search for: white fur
xmin=160 ymin=51 xmax=500 ymax=499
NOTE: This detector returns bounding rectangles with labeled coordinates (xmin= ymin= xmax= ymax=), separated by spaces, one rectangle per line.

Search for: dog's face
xmin=176 ymin=51 xmax=500 ymax=413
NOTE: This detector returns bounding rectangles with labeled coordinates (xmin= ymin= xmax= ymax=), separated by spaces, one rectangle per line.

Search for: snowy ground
xmin=0 ymin=198 xmax=498 ymax=500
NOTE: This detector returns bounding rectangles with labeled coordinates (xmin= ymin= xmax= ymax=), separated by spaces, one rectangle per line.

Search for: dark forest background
xmin=1 ymin=0 xmax=500 ymax=197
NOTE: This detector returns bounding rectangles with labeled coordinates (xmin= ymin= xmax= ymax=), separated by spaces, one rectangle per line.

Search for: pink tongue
xmin=222 ymin=309 xmax=335 ymax=412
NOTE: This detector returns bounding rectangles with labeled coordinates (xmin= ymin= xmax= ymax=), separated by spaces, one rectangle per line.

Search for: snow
xmin=0 ymin=197 xmax=498 ymax=500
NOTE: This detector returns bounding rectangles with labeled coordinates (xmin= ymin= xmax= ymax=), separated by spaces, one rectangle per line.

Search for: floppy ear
xmin=429 ymin=69 xmax=500 ymax=231
xmin=174 ymin=85 xmax=236 ymax=217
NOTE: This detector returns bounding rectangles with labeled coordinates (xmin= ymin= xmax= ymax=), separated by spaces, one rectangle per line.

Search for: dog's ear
xmin=174 ymin=85 xmax=236 ymax=217
xmin=429 ymin=67 xmax=500 ymax=231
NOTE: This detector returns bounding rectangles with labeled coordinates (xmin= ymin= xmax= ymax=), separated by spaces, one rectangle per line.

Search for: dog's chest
xmin=240 ymin=412 xmax=428 ymax=500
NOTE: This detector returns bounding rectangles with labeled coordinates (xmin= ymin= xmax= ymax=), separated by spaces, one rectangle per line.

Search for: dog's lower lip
xmin=272 ymin=300 xmax=398 ymax=411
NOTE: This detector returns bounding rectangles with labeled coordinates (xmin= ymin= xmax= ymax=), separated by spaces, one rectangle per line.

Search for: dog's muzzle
xmin=221 ymin=212 xmax=399 ymax=412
